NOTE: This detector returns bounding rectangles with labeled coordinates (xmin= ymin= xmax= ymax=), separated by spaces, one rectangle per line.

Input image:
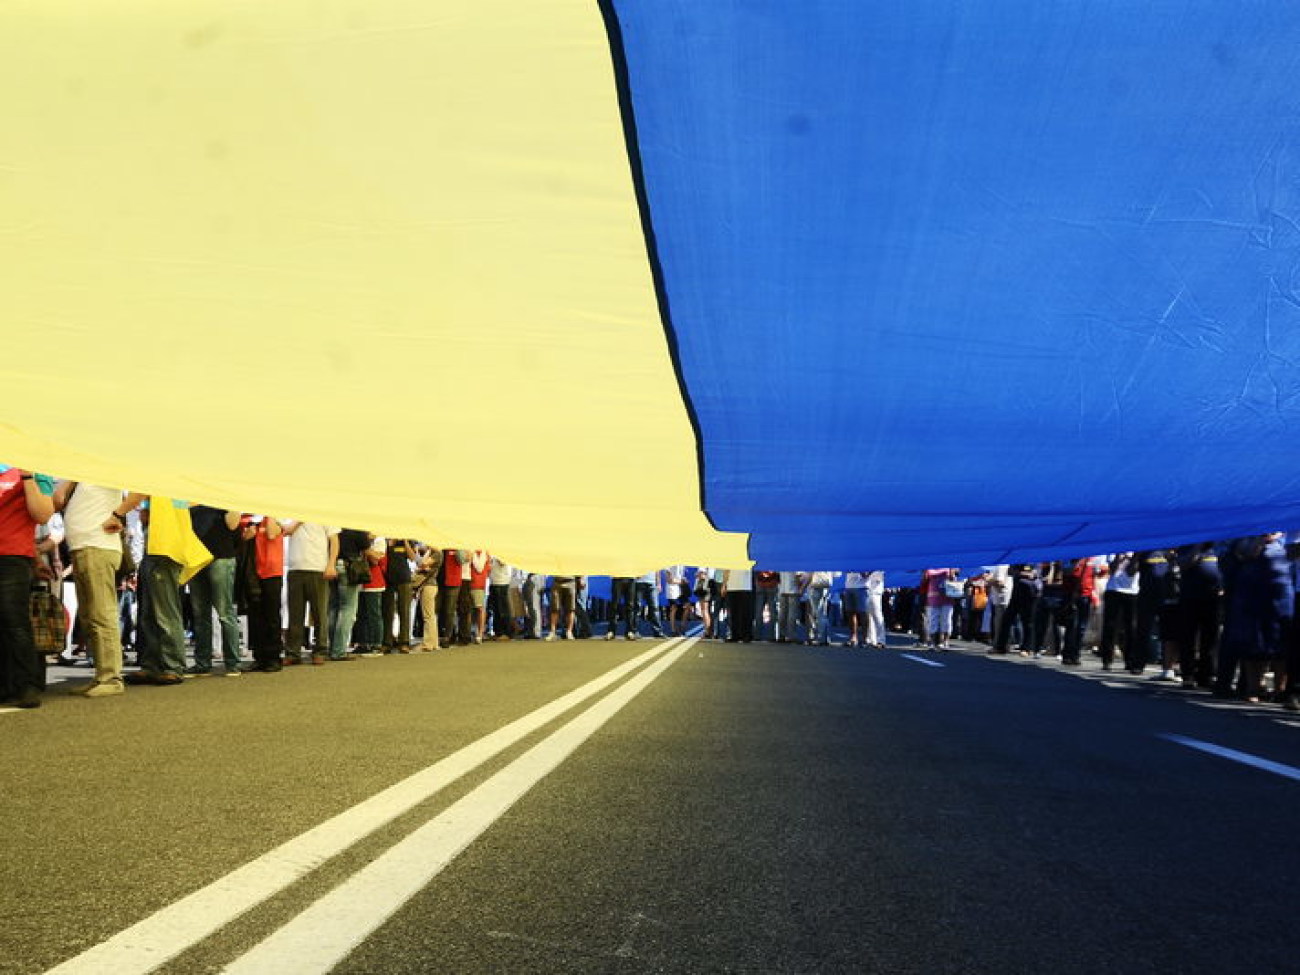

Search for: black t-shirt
xmin=385 ymin=539 xmax=414 ymax=585
xmin=189 ymin=505 xmax=240 ymax=560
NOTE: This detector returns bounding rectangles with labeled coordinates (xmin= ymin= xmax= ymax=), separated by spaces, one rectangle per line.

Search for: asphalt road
xmin=2 ymin=635 xmax=1295 ymax=974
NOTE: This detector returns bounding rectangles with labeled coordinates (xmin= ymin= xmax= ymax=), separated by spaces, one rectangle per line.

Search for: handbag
xmin=30 ymin=587 xmax=69 ymax=655
xmin=345 ymin=555 xmax=371 ymax=586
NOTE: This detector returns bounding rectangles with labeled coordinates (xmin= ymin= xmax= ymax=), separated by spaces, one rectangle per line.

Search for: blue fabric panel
xmin=610 ymin=1 xmax=1300 ymax=568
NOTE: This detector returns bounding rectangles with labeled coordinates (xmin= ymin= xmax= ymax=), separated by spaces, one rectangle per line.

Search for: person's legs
xmin=395 ymin=582 xmax=412 ymax=647
xmin=285 ymin=570 xmax=309 ymax=662
xmin=418 ymin=585 xmax=440 ymax=649
xmin=256 ymin=575 xmax=283 ymax=668
xmin=72 ymin=547 xmax=124 ymax=685
xmin=208 ymin=557 xmax=242 ymax=672
xmin=331 ymin=579 xmax=361 ymax=658
xmin=735 ymin=591 xmax=755 ymax=641
xmin=188 ymin=567 xmax=216 ymax=672
xmin=0 ymin=556 xmax=40 ymax=703
xmin=306 ymin=572 xmax=329 ymax=660
xmin=147 ymin=556 xmax=187 ymax=676
xmin=867 ymin=592 xmax=885 ymax=647
xmin=382 ymin=586 xmax=397 ymax=649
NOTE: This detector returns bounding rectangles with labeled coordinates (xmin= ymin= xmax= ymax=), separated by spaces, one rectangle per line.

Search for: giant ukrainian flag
xmin=4 ymin=2 xmax=1300 ymax=572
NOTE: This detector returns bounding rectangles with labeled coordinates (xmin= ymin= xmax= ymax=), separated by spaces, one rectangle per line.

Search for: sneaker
xmin=473 ymin=635 xmax=482 ymax=645
xmin=544 ymin=632 xmax=556 ymax=642
xmin=84 ymin=679 xmax=125 ymax=698
xmin=565 ymin=630 xmax=575 ymax=640
xmin=626 ymin=633 xmax=637 ymax=640
xmin=184 ymin=665 xmax=212 ymax=678
xmin=604 ymin=632 xmax=615 ymax=641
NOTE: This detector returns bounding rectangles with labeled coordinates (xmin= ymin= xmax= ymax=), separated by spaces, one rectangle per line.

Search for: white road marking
xmin=1160 ymin=734 xmax=1300 ymax=782
xmin=44 ymin=638 xmax=684 ymax=975
xmin=900 ymin=654 xmax=945 ymax=668
xmin=222 ymin=638 xmax=699 ymax=975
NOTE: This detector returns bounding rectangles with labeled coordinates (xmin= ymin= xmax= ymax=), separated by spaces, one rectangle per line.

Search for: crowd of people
xmin=1 ymin=466 xmax=1296 ymax=714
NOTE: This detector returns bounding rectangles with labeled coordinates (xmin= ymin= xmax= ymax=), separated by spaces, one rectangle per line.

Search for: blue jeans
xmin=806 ymin=586 xmax=830 ymax=643
xmin=331 ymin=571 xmax=361 ymax=658
xmin=189 ymin=557 xmax=241 ymax=671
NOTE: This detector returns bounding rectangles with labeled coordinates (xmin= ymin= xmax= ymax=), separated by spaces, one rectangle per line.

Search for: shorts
xmin=469 ymin=588 xmax=486 ymax=609
xmin=842 ymin=588 xmax=866 ymax=614
xmin=552 ymin=583 xmax=575 ymax=614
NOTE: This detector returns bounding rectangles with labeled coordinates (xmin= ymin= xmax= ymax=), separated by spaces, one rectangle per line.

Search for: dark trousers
xmin=436 ymin=585 xmax=461 ymax=644
xmin=250 ymin=575 xmax=284 ymax=666
xmin=488 ymin=585 xmax=513 ymax=636
xmin=994 ymin=594 xmax=1036 ymax=653
xmin=726 ymin=590 xmax=755 ymax=642
xmin=1101 ymin=590 xmax=1138 ymax=669
xmin=0 ymin=556 xmax=41 ymax=698
xmin=382 ymin=582 xmax=412 ymax=648
xmin=358 ymin=591 xmax=383 ymax=649
xmin=1177 ymin=595 xmax=1220 ymax=686
xmin=609 ymin=578 xmax=636 ymax=636
xmin=139 ymin=555 xmax=186 ymax=675
xmin=1134 ymin=597 xmax=1163 ymax=669
xmin=1030 ymin=599 xmax=1065 ymax=655
xmin=285 ymin=569 xmax=327 ymax=657
xmin=1061 ymin=596 xmax=1091 ymax=664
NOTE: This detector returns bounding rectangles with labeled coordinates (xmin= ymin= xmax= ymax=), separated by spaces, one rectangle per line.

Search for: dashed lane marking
xmin=900 ymin=654 xmax=945 ymax=668
xmin=1160 ymin=734 xmax=1300 ymax=783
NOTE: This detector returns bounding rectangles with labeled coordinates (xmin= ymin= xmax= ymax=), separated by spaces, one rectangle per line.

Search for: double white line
xmin=48 ymin=636 xmax=697 ymax=975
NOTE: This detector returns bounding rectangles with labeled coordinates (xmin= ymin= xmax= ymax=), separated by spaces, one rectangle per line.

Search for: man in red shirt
xmin=1061 ymin=556 xmax=1099 ymax=666
xmin=0 ymin=467 xmax=56 ymax=708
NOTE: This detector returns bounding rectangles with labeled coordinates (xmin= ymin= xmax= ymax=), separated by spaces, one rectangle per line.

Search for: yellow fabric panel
xmin=0 ymin=1 xmax=749 ymax=574
xmin=144 ymin=499 xmax=213 ymax=586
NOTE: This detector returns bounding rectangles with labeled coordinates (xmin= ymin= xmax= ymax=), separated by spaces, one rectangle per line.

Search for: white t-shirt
xmin=284 ymin=522 xmax=339 ymax=572
xmin=779 ymin=571 xmax=800 ymax=595
xmin=844 ymin=572 xmax=867 ymax=590
xmin=725 ymin=569 xmax=753 ymax=590
xmin=865 ymin=571 xmax=885 ymax=595
xmin=63 ymin=484 xmax=124 ymax=553
xmin=489 ymin=558 xmax=513 ymax=586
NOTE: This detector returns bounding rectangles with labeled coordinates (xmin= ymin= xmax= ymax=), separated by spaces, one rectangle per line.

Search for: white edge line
xmin=900 ymin=654 xmax=945 ymax=668
xmin=44 ymin=637 xmax=684 ymax=975
xmin=1160 ymin=733 xmax=1300 ymax=782
xmin=222 ymin=637 xmax=700 ymax=975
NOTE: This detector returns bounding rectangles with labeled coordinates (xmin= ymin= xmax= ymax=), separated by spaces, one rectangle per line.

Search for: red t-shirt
xmin=440 ymin=549 xmax=463 ymax=587
xmin=365 ymin=555 xmax=387 ymax=591
xmin=0 ymin=470 xmax=38 ymax=558
xmin=470 ymin=553 xmax=490 ymax=590
xmin=254 ymin=525 xmax=285 ymax=580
